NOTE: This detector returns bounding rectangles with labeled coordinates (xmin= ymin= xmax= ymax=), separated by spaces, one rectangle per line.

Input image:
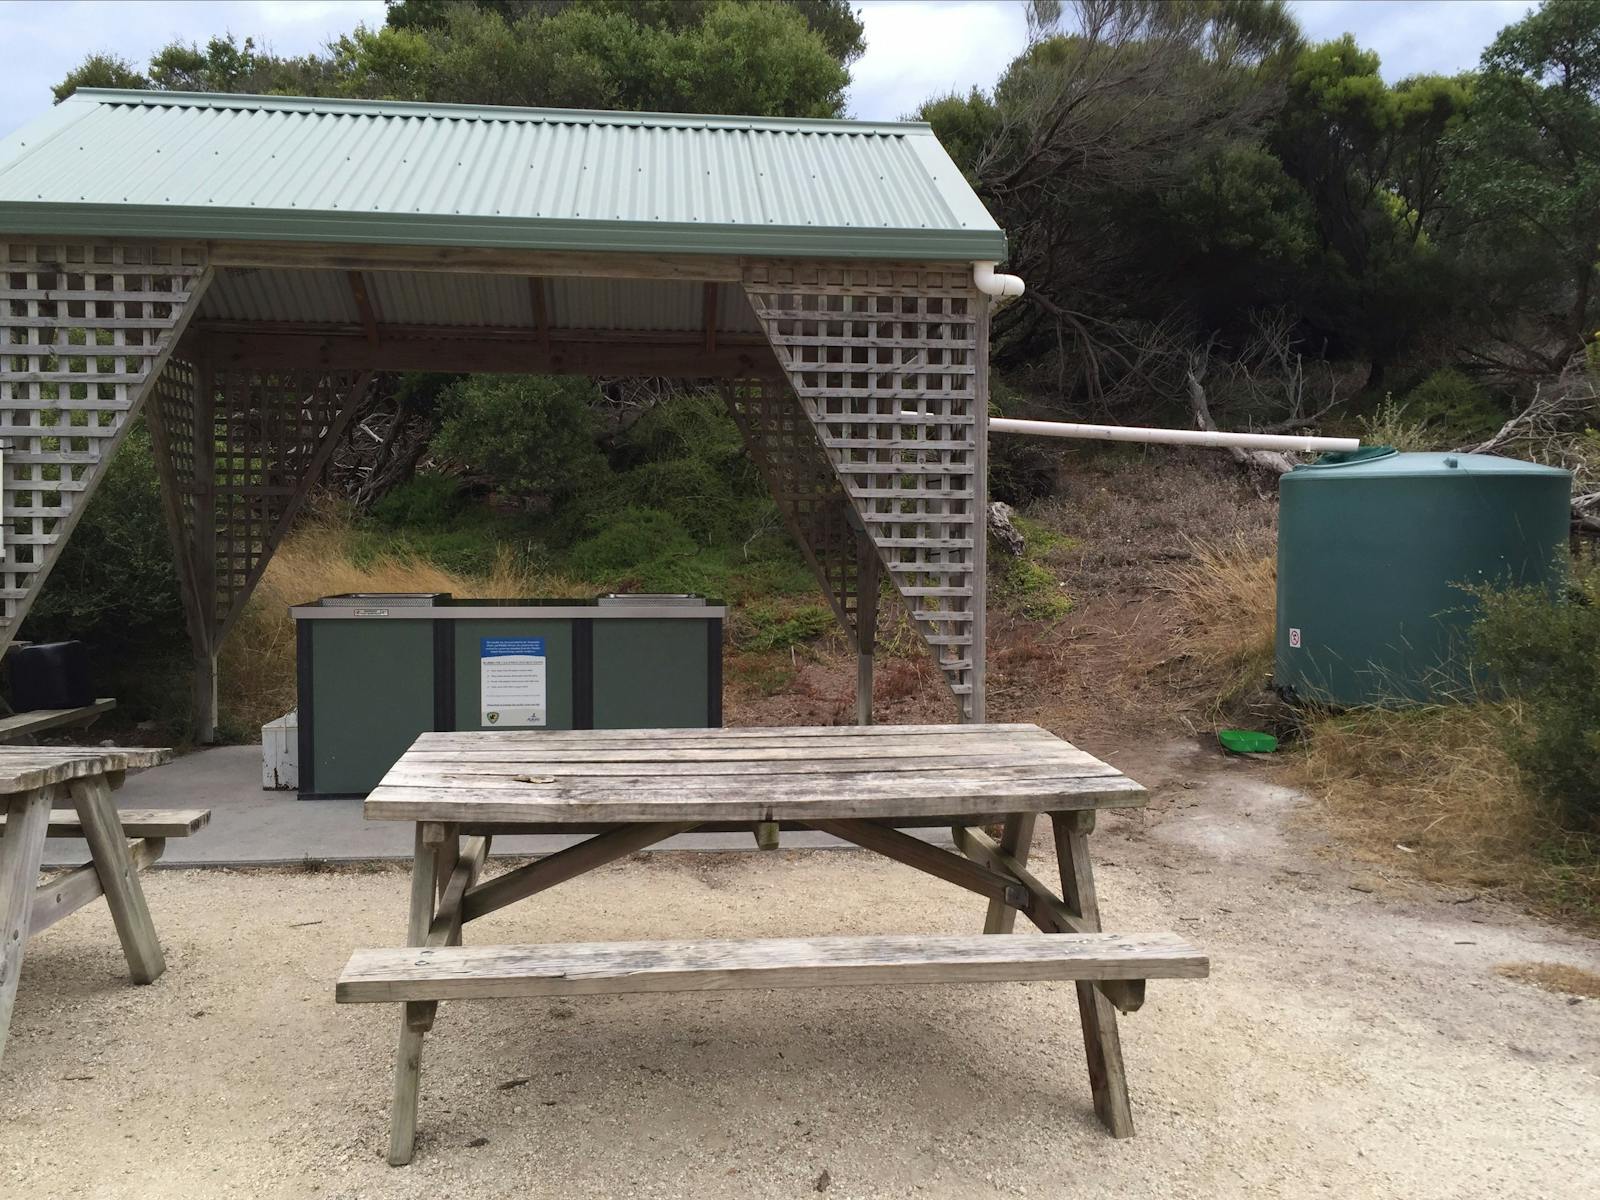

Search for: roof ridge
xmin=69 ymin=89 xmax=930 ymax=137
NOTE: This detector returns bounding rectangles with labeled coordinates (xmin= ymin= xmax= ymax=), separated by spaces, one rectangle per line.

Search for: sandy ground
xmin=2 ymin=743 xmax=1597 ymax=1200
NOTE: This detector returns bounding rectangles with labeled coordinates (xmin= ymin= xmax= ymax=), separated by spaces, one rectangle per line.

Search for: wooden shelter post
xmin=190 ymin=353 xmax=218 ymax=740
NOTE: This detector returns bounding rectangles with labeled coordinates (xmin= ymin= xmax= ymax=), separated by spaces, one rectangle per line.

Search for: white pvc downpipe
xmin=973 ymin=261 xmax=1025 ymax=297
xmin=988 ymin=416 xmax=1358 ymax=455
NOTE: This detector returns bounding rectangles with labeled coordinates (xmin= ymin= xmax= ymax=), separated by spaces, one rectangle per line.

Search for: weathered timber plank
xmin=380 ymin=763 xmax=1120 ymax=792
xmin=379 ymin=757 xmax=1119 ymax=787
xmin=207 ymin=242 xmax=746 ymax=281
xmin=0 ymin=698 xmax=115 ymax=742
xmin=805 ymin=819 xmax=1027 ymax=908
xmin=29 ymin=838 xmax=165 ymax=936
xmin=983 ymin=814 xmax=1036 ymax=934
xmin=460 ymin=822 xmax=696 ymax=923
xmin=0 ymin=808 xmax=209 ymax=839
xmin=953 ymin=825 xmax=1091 ymax=936
xmin=391 ymin=747 xmax=1082 ymax=770
xmin=0 ymin=789 xmax=50 ymax=1066
xmin=365 ymin=774 xmax=1146 ymax=825
xmin=337 ymin=932 xmax=1208 ymax=1003
xmin=409 ymin=723 xmax=1045 ymax=745
xmin=427 ymin=836 xmax=489 ymax=948
xmin=389 ymin=824 xmax=440 ymax=1167
xmin=0 ymin=746 xmax=172 ymax=793
xmin=1050 ymin=809 xmax=1135 ymax=1137
xmin=69 ymin=776 xmax=165 ymax=983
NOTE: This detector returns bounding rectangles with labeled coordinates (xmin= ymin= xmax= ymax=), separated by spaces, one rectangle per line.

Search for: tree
xmin=1449 ymin=0 xmax=1600 ymax=365
xmin=1269 ymin=38 xmax=1471 ymax=385
xmin=921 ymin=0 xmax=1304 ymax=409
xmin=55 ymin=1 xmax=861 ymax=118
xmin=52 ymin=53 xmax=146 ymax=101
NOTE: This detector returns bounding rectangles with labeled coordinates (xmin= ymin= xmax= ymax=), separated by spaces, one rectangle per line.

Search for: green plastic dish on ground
xmin=1219 ymin=729 xmax=1278 ymax=754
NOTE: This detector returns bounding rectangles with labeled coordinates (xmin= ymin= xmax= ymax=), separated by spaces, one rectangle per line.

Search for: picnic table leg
xmin=982 ymin=813 xmax=1036 ymax=934
xmin=0 ymin=788 xmax=50 ymax=1067
xmin=389 ymin=822 xmax=441 ymax=1166
xmin=68 ymin=774 xmax=165 ymax=984
xmin=1051 ymin=809 xmax=1134 ymax=1137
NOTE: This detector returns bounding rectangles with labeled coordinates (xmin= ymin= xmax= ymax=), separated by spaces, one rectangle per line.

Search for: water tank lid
xmin=1292 ymin=447 xmax=1570 ymax=479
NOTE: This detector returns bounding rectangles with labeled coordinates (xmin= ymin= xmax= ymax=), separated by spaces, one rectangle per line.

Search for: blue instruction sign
xmin=480 ymin=637 xmax=547 ymax=727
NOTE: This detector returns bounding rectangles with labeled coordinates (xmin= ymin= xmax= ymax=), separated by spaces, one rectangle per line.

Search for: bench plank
xmin=0 ymin=746 xmax=173 ymax=793
xmin=0 ymin=698 xmax=115 ymax=743
xmin=0 ymin=808 xmax=209 ymax=839
xmin=337 ymin=932 xmax=1208 ymax=1004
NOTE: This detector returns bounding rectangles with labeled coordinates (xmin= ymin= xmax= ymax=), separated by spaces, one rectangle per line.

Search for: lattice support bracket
xmin=0 ymin=239 xmax=211 ymax=654
xmin=148 ymin=358 xmax=373 ymax=653
xmin=743 ymin=262 xmax=989 ymax=721
xmin=722 ymin=377 xmax=868 ymax=650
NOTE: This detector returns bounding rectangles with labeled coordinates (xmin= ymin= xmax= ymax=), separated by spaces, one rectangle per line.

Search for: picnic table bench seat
xmin=0 ymin=698 xmax=116 ymax=744
xmin=0 ymin=808 xmax=210 ymax=839
xmin=337 ymin=931 xmax=1207 ymax=1002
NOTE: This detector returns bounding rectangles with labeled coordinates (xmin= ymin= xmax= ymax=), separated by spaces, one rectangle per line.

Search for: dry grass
xmin=1495 ymin=961 xmax=1600 ymax=999
xmin=217 ymin=509 xmax=587 ymax=736
xmin=1292 ymin=705 xmax=1534 ymax=884
xmin=1161 ymin=534 xmax=1277 ymax=715
xmin=1290 ymin=704 xmax=1600 ymax=924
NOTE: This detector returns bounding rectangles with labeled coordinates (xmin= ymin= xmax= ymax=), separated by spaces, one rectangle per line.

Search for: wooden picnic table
xmin=338 ymin=723 xmax=1208 ymax=1165
xmin=0 ymin=744 xmax=209 ymax=1067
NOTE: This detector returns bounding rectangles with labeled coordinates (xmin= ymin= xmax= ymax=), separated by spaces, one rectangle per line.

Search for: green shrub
xmin=1400 ymin=368 xmax=1505 ymax=445
xmin=991 ymin=512 xmax=1074 ymax=620
xmin=369 ymin=472 xmax=467 ymax=530
xmin=432 ymin=375 xmax=606 ymax=504
xmin=564 ymin=507 xmax=707 ymax=590
xmin=1472 ymin=564 xmax=1600 ymax=836
xmin=21 ymin=423 xmax=184 ymax=651
xmin=737 ymin=602 xmax=833 ymax=651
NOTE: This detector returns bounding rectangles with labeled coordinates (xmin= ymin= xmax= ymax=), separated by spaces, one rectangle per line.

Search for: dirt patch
xmin=728 ymin=448 xmax=1278 ymax=758
xmin=3 ymin=746 xmax=1597 ymax=1199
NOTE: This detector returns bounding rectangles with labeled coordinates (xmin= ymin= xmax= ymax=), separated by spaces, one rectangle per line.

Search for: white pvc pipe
xmin=988 ymin=416 xmax=1358 ymax=454
xmin=973 ymin=261 xmax=1025 ymax=298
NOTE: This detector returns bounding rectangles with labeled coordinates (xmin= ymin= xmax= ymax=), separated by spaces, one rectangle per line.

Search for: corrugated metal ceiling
xmin=200 ymin=268 xmax=761 ymax=333
xmin=0 ymin=91 xmax=1006 ymax=260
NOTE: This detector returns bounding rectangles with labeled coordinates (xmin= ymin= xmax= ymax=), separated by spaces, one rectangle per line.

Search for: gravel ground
xmin=2 ymin=744 xmax=1596 ymax=1199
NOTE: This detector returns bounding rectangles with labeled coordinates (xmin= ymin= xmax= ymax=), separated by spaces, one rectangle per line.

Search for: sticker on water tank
xmin=1288 ymin=627 xmax=1302 ymax=649
xmin=480 ymin=637 xmax=547 ymax=727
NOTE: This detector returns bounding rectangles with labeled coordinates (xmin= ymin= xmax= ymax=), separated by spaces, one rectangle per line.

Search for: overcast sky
xmin=0 ymin=0 xmax=1536 ymax=139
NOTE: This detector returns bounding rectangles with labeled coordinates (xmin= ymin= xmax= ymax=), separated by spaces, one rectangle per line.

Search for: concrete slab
xmin=42 ymin=746 xmax=941 ymax=868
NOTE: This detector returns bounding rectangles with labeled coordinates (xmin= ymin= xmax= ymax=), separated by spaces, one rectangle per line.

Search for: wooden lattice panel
xmin=743 ymin=262 xmax=985 ymax=717
xmin=0 ymin=240 xmax=209 ymax=644
xmin=149 ymin=362 xmax=370 ymax=645
xmin=723 ymin=378 xmax=864 ymax=646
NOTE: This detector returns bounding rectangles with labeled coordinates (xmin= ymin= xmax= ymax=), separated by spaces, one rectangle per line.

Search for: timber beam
xmin=207 ymin=241 xmax=746 ymax=281
xmin=190 ymin=328 xmax=776 ymax=377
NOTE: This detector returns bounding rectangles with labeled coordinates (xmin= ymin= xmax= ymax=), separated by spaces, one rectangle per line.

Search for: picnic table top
xmin=365 ymin=723 xmax=1145 ymax=825
xmin=0 ymin=745 xmax=172 ymax=794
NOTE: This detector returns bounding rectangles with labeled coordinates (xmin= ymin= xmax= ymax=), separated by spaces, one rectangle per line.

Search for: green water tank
xmin=1275 ymin=447 xmax=1570 ymax=706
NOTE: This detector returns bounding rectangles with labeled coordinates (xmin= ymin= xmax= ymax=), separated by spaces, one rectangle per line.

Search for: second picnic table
xmin=336 ymin=723 xmax=1209 ymax=1165
xmin=0 ymin=744 xmax=210 ymax=1067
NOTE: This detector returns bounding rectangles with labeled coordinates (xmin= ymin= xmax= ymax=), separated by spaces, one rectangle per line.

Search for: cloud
xmin=0 ymin=1 xmax=384 ymax=138
xmin=1289 ymin=0 xmax=1531 ymax=78
xmin=847 ymin=1 xmax=1029 ymax=121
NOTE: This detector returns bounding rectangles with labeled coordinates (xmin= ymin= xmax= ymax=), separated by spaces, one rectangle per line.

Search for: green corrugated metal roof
xmin=0 ymin=90 xmax=1006 ymax=260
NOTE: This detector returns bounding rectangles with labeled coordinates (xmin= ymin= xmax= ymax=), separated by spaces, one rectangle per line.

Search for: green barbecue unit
xmin=1275 ymin=447 xmax=1570 ymax=706
xmin=293 ymin=594 xmax=723 ymax=797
